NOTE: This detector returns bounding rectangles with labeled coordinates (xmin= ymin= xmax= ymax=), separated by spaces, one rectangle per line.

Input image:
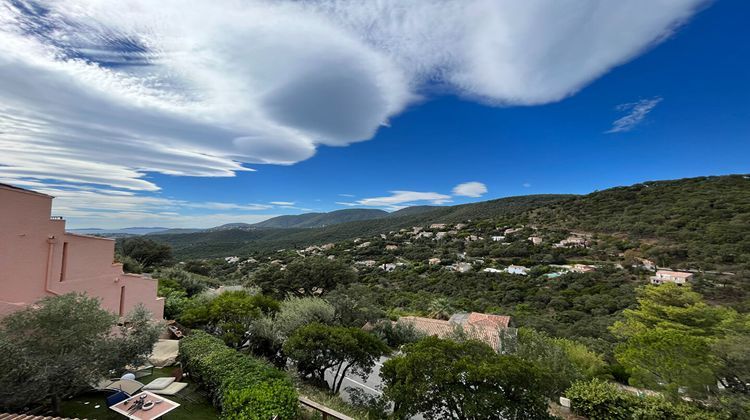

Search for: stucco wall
xmin=0 ymin=185 xmax=164 ymax=319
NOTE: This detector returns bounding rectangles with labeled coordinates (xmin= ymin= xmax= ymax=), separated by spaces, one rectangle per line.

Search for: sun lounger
xmin=143 ymin=377 xmax=174 ymax=391
xmin=151 ymin=382 xmax=188 ymax=396
xmin=98 ymin=378 xmax=145 ymax=395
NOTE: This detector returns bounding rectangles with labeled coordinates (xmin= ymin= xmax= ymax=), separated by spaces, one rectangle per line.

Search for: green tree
xmin=326 ymin=284 xmax=386 ymax=327
xmin=119 ymin=237 xmax=172 ymax=269
xmin=513 ymin=328 xmax=606 ymax=397
xmin=0 ymin=294 xmax=160 ymax=413
xmin=283 ymin=323 xmax=390 ymax=393
xmin=427 ymin=297 xmax=454 ymax=320
xmin=381 ymin=336 xmax=552 ymax=419
xmin=274 ymin=296 xmax=336 ymax=337
xmin=610 ymin=284 xmax=733 ymax=397
xmin=245 ymin=296 xmax=335 ymax=368
xmin=254 ymin=257 xmax=356 ymax=298
xmin=370 ymin=319 xmax=426 ymax=348
xmin=179 ymin=290 xmax=278 ymax=348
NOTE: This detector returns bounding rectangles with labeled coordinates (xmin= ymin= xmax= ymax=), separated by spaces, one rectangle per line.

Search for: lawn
xmin=60 ymin=367 xmax=218 ymax=420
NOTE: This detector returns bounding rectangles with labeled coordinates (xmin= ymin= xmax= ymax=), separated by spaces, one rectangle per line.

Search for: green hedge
xmin=566 ymin=379 xmax=723 ymax=420
xmin=180 ymin=331 xmax=298 ymax=419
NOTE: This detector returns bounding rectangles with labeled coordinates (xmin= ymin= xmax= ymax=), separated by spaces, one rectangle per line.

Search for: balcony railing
xmin=50 ymin=216 xmax=64 ymax=220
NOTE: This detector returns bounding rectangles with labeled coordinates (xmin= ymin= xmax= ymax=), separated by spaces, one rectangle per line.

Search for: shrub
xmin=566 ymin=379 xmax=724 ymax=420
xmin=370 ymin=319 xmax=425 ymax=348
xmin=566 ymin=379 xmax=636 ymax=420
xmin=180 ymin=331 xmax=298 ymax=419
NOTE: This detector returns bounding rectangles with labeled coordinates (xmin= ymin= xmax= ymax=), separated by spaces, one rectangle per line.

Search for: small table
xmin=109 ymin=391 xmax=180 ymax=419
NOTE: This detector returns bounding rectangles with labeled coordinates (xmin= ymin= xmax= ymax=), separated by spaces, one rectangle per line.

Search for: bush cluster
xmin=180 ymin=331 xmax=298 ymax=419
xmin=566 ymin=379 xmax=721 ymax=420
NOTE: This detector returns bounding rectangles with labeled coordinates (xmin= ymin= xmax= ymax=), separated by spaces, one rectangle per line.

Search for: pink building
xmin=0 ymin=183 xmax=164 ymax=319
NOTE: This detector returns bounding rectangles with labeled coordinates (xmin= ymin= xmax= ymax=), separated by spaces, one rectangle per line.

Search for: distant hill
xmin=70 ymin=227 xmax=170 ymax=236
xmin=247 ymin=208 xmax=389 ymax=229
xmin=527 ymin=174 xmax=750 ymax=269
xmin=150 ymin=194 xmax=570 ymax=258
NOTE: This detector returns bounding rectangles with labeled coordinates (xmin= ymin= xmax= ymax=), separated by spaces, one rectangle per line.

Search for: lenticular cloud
xmin=0 ymin=0 xmax=706 ymax=192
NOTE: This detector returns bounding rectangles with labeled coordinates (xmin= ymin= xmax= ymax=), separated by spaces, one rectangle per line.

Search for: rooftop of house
xmin=655 ymin=270 xmax=694 ymax=278
xmin=0 ymin=182 xmax=53 ymax=198
xmin=399 ymin=311 xmax=512 ymax=350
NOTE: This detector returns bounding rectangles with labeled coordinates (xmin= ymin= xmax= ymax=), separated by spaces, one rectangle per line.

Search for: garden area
xmin=60 ymin=367 xmax=218 ymax=420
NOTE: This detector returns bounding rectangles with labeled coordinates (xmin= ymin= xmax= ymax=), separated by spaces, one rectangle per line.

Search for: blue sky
xmin=0 ymin=0 xmax=747 ymax=228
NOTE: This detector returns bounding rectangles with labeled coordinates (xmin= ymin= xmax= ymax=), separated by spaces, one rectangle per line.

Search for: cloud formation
xmin=355 ymin=191 xmax=453 ymax=210
xmin=606 ymin=97 xmax=664 ymax=133
xmin=0 ymin=0 xmax=705 ymax=222
xmin=453 ymin=182 xmax=488 ymax=198
xmin=1 ymin=1 xmax=704 ymax=183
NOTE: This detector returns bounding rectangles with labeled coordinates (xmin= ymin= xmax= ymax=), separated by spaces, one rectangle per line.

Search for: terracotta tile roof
xmin=400 ymin=311 xmax=512 ymax=350
xmin=465 ymin=312 xmax=511 ymax=329
xmin=655 ymin=270 xmax=693 ymax=278
xmin=399 ymin=316 xmax=455 ymax=338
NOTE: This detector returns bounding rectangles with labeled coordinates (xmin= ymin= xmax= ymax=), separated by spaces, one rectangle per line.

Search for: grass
xmin=60 ymin=367 xmax=218 ymax=420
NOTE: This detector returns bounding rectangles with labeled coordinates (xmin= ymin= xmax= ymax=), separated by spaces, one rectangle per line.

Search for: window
xmin=59 ymin=242 xmax=68 ymax=281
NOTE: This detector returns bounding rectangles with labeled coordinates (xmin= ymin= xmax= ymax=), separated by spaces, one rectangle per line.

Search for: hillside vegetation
xmin=527 ymin=175 xmax=750 ymax=270
xmin=249 ymin=208 xmax=389 ymax=229
xmin=151 ymin=194 xmax=569 ymax=258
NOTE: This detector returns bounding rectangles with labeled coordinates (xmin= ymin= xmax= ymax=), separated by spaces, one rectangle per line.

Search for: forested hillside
xmin=527 ymin=175 xmax=750 ymax=271
xmin=249 ymin=208 xmax=388 ymax=228
xmin=150 ymin=175 xmax=750 ymax=271
xmin=151 ymin=194 xmax=569 ymax=258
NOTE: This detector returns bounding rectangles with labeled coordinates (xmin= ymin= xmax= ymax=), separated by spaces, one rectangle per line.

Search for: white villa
xmin=650 ymin=270 xmax=694 ymax=285
xmin=506 ymin=265 xmax=529 ymax=275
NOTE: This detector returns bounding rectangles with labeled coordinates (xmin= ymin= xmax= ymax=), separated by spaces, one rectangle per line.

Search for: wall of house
xmin=0 ymin=185 xmax=164 ymax=319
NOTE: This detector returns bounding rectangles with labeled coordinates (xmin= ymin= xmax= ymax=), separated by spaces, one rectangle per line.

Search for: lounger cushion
xmin=151 ymin=382 xmax=188 ymax=396
xmin=143 ymin=377 xmax=175 ymax=390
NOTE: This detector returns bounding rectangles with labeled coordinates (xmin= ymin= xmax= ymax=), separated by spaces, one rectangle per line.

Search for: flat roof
xmin=0 ymin=182 xmax=54 ymax=198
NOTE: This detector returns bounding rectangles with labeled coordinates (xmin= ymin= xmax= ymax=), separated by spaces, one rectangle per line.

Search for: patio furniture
xmin=98 ymin=378 xmax=145 ymax=396
xmin=109 ymin=391 xmax=180 ymax=420
xmin=151 ymin=382 xmax=188 ymax=396
xmin=107 ymin=391 xmax=131 ymax=407
xmin=143 ymin=377 xmax=174 ymax=391
xmin=142 ymin=376 xmax=189 ymax=396
xmin=132 ymin=364 xmax=155 ymax=378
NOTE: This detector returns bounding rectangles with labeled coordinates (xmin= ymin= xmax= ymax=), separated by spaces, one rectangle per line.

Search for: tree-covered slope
xmin=528 ymin=175 xmax=750 ymax=269
xmin=152 ymin=194 xmax=570 ymax=258
xmin=251 ymin=208 xmax=389 ymax=228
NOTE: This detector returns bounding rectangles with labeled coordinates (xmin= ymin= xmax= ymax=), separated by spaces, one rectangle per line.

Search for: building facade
xmin=650 ymin=269 xmax=694 ymax=285
xmin=0 ymin=184 xmax=164 ymax=319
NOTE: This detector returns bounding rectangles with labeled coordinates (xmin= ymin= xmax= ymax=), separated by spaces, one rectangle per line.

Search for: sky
xmin=0 ymin=0 xmax=748 ymax=229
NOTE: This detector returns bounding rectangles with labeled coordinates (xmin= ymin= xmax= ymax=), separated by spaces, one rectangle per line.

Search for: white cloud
xmin=338 ymin=194 xmax=356 ymax=198
xmin=355 ymin=191 xmax=452 ymax=210
xmin=270 ymin=201 xmax=295 ymax=206
xmin=0 ymin=1 xmax=704 ymax=219
xmin=0 ymin=178 xmax=276 ymax=229
xmin=606 ymin=97 xmax=664 ymax=133
xmin=452 ymin=181 xmax=488 ymax=197
xmin=336 ymin=202 xmax=358 ymax=207
xmin=522 ymin=182 xmax=532 ymax=188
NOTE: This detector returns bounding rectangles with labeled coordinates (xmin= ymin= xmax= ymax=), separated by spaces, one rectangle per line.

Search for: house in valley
xmin=650 ymin=270 xmax=694 ymax=285
xmin=505 ymin=265 xmax=529 ymax=275
xmin=399 ymin=312 xmax=512 ymax=351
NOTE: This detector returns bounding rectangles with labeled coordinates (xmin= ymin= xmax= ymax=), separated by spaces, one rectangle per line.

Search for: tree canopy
xmin=0 ymin=294 xmax=160 ymax=413
xmin=119 ymin=237 xmax=172 ymax=270
xmin=253 ymin=257 xmax=357 ymax=298
xmin=283 ymin=323 xmax=389 ymax=393
xmin=611 ymin=284 xmax=740 ymax=397
xmin=381 ymin=336 xmax=553 ymax=419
